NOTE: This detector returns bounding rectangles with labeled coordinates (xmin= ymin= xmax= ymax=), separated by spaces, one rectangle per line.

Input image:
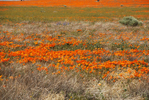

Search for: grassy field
xmin=0 ymin=7 xmax=149 ymax=100
xmin=0 ymin=6 xmax=149 ymax=22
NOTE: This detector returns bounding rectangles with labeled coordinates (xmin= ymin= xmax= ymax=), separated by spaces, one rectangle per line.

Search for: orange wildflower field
xmin=0 ymin=21 xmax=149 ymax=99
xmin=0 ymin=0 xmax=149 ymax=7
xmin=0 ymin=1 xmax=149 ymax=100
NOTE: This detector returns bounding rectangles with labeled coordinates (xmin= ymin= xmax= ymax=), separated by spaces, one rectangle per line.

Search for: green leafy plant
xmin=119 ymin=16 xmax=143 ymax=26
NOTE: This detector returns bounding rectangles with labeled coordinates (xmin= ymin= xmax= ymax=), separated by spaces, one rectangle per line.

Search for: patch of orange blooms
xmin=0 ymin=0 xmax=149 ymax=7
xmin=0 ymin=30 xmax=148 ymax=82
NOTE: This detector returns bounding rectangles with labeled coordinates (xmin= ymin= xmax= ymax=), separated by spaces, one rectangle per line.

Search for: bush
xmin=119 ymin=16 xmax=143 ymax=26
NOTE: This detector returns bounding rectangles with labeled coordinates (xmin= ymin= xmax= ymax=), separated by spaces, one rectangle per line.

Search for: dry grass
xmin=0 ymin=63 xmax=85 ymax=100
xmin=86 ymin=78 xmax=149 ymax=100
xmin=1 ymin=63 xmax=148 ymax=100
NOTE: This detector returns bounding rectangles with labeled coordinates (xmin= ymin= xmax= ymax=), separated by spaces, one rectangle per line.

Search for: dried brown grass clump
xmin=85 ymin=78 xmax=149 ymax=100
xmin=42 ymin=92 xmax=65 ymax=100
xmin=85 ymin=68 xmax=149 ymax=99
xmin=0 ymin=63 xmax=86 ymax=100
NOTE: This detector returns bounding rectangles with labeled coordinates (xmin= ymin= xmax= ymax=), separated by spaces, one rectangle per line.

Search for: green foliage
xmin=51 ymin=41 xmax=102 ymax=51
xmin=119 ymin=16 xmax=143 ymax=26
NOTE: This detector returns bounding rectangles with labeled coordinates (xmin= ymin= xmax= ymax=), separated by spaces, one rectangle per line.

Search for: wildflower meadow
xmin=0 ymin=0 xmax=149 ymax=100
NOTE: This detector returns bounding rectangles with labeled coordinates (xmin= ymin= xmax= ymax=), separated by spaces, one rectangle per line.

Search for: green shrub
xmin=119 ymin=16 xmax=143 ymax=26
